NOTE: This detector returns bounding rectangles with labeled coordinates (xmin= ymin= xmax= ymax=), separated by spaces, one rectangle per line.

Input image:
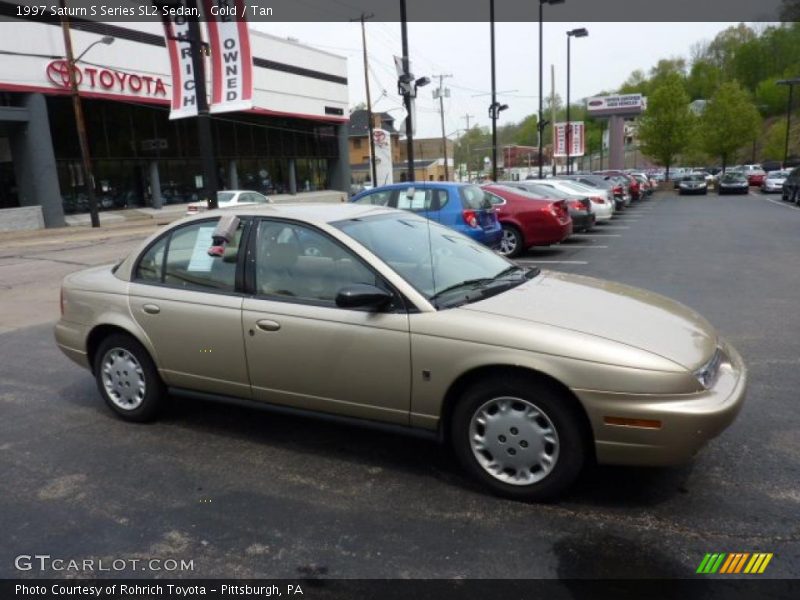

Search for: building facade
xmin=0 ymin=8 xmax=350 ymax=228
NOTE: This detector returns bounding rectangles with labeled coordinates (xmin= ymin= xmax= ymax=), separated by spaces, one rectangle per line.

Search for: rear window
xmin=458 ymin=185 xmax=491 ymax=209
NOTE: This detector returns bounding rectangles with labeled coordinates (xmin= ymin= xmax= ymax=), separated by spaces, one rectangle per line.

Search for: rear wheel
xmin=94 ymin=334 xmax=165 ymax=422
xmin=451 ymin=377 xmax=586 ymax=501
xmin=498 ymin=224 xmax=524 ymax=258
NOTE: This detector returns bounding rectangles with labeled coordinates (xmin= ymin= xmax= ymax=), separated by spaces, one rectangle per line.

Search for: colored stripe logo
xmin=696 ymin=553 xmax=773 ymax=574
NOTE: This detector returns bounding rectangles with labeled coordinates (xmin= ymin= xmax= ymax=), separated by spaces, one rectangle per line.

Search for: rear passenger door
xmin=129 ymin=218 xmax=251 ymax=398
xmin=241 ymin=219 xmax=412 ymax=424
xmin=395 ymin=185 xmax=446 ymax=222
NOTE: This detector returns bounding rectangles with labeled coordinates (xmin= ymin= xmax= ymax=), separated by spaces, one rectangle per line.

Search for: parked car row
xmin=350 ymin=173 xmax=651 ymax=259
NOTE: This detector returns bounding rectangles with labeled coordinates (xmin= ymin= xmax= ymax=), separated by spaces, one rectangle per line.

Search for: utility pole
xmin=399 ymin=0 xmax=415 ymax=182
xmin=353 ymin=12 xmax=378 ymax=186
xmin=59 ymin=2 xmax=100 ymax=227
xmin=433 ymin=74 xmax=452 ymax=180
xmin=462 ymin=114 xmax=475 ymax=181
xmin=551 ymin=64 xmax=556 ymax=176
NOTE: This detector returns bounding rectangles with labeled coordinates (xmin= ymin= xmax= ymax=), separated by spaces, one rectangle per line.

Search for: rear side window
xmin=134 ymin=220 xmax=243 ymax=292
xmin=164 ymin=222 xmax=241 ymax=291
xmin=396 ymin=188 xmax=448 ymax=211
xmin=458 ymin=185 xmax=491 ymax=209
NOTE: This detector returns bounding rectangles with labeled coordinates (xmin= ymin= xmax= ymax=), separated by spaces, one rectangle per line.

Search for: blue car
xmin=351 ymin=182 xmax=502 ymax=248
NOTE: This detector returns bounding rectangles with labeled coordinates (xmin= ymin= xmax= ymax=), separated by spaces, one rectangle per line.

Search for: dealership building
xmin=0 ymin=6 xmax=350 ymax=228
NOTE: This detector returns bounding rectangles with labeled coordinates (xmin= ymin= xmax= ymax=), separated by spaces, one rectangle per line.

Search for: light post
xmin=488 ymin=102 xmax=508 ymax=181
xmin=566 ymin=27 xmax=588 ymax=175
xmin=398 ymin=0 xmax=430 ymax=182
xmin=777 ymin=78 xmax=800 ymax=166
xmin=59 ymin=6 xmax=114 ymax=228
xmin=538 ymin=0 xmax=564 ymax=178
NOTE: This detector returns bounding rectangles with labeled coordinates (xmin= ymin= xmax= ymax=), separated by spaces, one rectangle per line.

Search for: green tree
xmin=762 ymin=120 xmax=788 ymax=160
xmin=686 ymin=60 xmax=722 ymax=101
xmin=700 ymin=81 xmax=762 ymax=171
xmin=637 ymin=73 xmax=693 ymax=179
xmin=514 ymin=114 xmax=539 ymax=147
xmin=755 ymin=77 xmax=790 ymax=117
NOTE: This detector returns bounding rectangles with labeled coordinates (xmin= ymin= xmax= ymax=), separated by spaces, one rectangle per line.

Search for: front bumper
xmin=576 ymin=338 xmax=747 ymax=466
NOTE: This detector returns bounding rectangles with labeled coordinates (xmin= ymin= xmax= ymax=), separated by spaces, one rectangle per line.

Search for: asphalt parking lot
xmin=1 ymin=190 xmax=799 ymax=579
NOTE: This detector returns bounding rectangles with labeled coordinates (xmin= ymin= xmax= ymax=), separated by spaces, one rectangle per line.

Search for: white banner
xmin=204 ymin=0 xmax=254 ymax=114
xmin=373 ymin=129 xmax=394 ymax=186
xmin=162 ymin=13 xmax=198 ymax=120
xmin=553 ymin=122 xmax=585 ymax=157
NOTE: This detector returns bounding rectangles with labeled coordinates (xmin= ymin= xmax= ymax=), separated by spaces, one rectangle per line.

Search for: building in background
xmin=0 ymin=8 xmax=349 ymax=229
xmin=347 ymin=109 xmax=401 ymax=185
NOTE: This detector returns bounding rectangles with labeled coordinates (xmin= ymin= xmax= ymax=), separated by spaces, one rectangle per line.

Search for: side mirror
xmin=335 ymin=284 xmax=393 ymax=310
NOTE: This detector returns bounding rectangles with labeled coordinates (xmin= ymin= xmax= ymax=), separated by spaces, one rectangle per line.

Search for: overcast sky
xmin=255 ymin=22 xmax=739 ymax=138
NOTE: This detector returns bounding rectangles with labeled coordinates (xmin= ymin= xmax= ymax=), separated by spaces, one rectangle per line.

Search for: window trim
xmin=245 ymin=217 xmax=410 ymax=313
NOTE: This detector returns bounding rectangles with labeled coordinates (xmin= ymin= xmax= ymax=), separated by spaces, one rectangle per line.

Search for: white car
xmin=530 ymin=179 xmax=615 ymax=221
xmin=186 ymin=190 xmax=270 ymax=215
xmin=761 ymin=170 xmax=789 ymax=193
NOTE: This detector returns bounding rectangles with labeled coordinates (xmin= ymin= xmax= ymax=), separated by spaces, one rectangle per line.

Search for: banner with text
xmin=162 ymin=11 xmax=198 ymax=120
xmin=204 ymin=0 xmax=254 ymax=114
xmin=553 ymin=121 xmax=585 ymax=157
xmin=373 ymin=129 xmax=394 ymax=186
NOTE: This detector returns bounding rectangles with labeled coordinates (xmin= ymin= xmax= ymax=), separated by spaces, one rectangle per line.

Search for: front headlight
xmin=694 ymin=348 xmax=724 ymax=390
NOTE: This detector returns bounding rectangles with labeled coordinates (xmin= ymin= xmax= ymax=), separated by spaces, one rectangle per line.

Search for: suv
xmin=781 ymin=166 xmax=800 ymax=205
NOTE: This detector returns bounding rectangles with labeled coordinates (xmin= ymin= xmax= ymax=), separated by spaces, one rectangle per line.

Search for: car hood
xmin=460 ymin=270 xmax=716 ymax=370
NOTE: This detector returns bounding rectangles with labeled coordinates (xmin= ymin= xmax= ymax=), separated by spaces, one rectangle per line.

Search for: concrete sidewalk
xmin=62 ymin=189 xmax=348 ymax=227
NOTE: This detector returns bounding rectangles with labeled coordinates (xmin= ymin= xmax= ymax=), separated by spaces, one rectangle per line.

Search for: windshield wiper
xmin=429 ymin=278 xmax=495 ymax=302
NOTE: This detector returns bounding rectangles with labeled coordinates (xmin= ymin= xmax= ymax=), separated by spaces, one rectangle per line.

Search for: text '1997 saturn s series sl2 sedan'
xmin=55 ymin=204 xmax=747 ymax=501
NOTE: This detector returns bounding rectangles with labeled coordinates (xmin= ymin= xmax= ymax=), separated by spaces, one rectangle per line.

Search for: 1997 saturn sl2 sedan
xmin=55 ymin=203 xmax=747 ymax=501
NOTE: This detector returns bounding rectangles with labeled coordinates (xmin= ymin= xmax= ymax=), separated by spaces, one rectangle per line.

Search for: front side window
xmin=254 ymin=221 xmax=380 ymax=304
xmin=156 ymin=220 xmax=241 ymax=291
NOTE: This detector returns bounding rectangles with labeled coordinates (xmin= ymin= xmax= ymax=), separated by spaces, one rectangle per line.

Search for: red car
xmin=482 ymin=184 xmax=573 ymax=257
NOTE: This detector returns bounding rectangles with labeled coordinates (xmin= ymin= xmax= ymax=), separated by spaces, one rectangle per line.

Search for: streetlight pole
xmin=538 ymin=0 xmax=565 ymax=179
xmin=566 ymin=27 xmax=588 ymax=175
xmin=777 ymin=78 xmax=800 ymax=166
xmin=59 ymin=3 xmax=114 ymax=228
xmin=490 ymin=0 xmax=498 ymax=181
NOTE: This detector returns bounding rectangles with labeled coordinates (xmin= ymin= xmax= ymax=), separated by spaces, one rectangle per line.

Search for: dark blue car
xmin=351 ymin=182 xmax=502 ymax=248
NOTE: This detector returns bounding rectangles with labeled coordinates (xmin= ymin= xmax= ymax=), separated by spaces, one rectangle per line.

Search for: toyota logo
xmin=46 ymin=60 xmax=82 ymax=89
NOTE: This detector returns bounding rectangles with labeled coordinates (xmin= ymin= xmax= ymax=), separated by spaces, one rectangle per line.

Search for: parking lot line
xmin=762 ymin=196 xmax=800 ymax=211
xmin=598 ymin=225 xmax=630 ymax=229
xmin=568 ymin=245 xmax=608 ymax=249
xmin=572 ymin=233 xmax=621 ymax=237
xmin=516 ymin=259 xmax=589 ymax=265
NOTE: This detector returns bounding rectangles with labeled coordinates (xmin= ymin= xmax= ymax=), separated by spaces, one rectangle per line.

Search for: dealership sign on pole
xmin=553 ymin=122 xmax=584 ymax=157
xmin=163 ymin=3 xmax=254 ymax=120
xmin=162 ymin=14 xmax=198 ymax=120
xmin=586 ymin=94 xmax=647 ymax=116
xmin=204 ymin=0 xmax=254 ymax=114
xmin=372 ymin=129 xmax=394 ymax=186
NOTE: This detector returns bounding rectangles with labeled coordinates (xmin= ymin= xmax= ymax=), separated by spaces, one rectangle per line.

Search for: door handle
xmin=142 ymin=304 xmax=161 ymax=315
xmin=255 ymin=319 xmax=281 ymax=332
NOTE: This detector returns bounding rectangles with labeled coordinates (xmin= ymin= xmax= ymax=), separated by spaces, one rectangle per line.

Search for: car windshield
xmin=685 ymin=175 xmax=706 ymax=182
xmin=722 ymin=173 xmax=746 ymax=182
xmin=217 ymin=192 xmax=236 ymax=203
xmin=333 ymin=213 xmax=532 ymax=307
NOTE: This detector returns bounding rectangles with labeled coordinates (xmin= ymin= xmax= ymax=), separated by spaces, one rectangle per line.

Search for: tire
xmin=93 ymin=333 xmax=165 ymax=422
xmin=450 ymin=376 xmax=587 ymax=501
xmin=498 ymin=224 xmax=524 ymax=258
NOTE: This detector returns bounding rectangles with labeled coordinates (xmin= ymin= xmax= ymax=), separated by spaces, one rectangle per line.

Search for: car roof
xmin=183 ymin=202 xmax=397 ymax=225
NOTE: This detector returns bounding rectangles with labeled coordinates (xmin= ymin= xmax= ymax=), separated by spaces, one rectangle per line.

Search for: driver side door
xmin=241 ymin=219 xmax=412 ymax=424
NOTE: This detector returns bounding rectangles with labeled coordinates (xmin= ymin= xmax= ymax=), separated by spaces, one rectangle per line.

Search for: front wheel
xmin=94 ymin=334 xmax=165 ymax=422
xmin=451 ymin=377 xmax=587 ymax=501
xmin=498 ymin=224 xmax=524 ymax=258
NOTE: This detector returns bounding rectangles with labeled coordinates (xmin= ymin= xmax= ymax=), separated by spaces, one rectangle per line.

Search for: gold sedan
xmin=55 ymin=203 xmax=747 ymax=501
